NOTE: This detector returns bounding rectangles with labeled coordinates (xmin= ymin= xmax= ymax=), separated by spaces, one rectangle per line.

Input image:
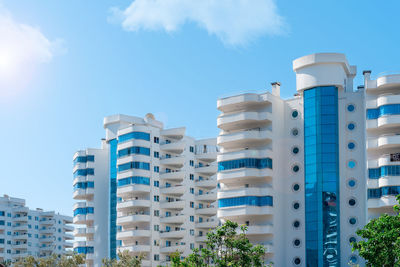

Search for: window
xmin=291 ymin=128 xmax=299 ymax=136
xmin=348 ymin=142 xmax=355 ymax=150
xmin=154 ymin=254 xmax=159 ymax=261
xmin=154 ymin=195 xmax=159 ymax=202
xmin=190 ymin=160 xmax=194 ymax=166
xmin=154 ymin=225 xmax=159 ymax=231
xmin=293 ymin=202 xmax=300 ymax=210
xmin=368 ymin=186 xmax=400 ymax=199
xmin=190 ymin=188 xmax=194 ymax=194
xmin=118 ymin=146 xmax=150 ymax=158
xmin=190 ymin=229 xmax=194 ymax=236
xmin=293 ymin=220 xmax=300 ymax=228
xmin=347 ymin=122 xmax=355 ymax=131
xmin=218 ymin=158 xmax=273 ymax=171
xmin=0 ymin=211 xmax=4 ymax=216
xmin=348 ymin=160 xmax=356 ymax=169
xmin=367 ymin=104 xmax=400 ymax=119
xmin=292 ymin=165 xmax=300 ymax=173
xmin=347 ymin=104 xmax=355 ymax=112
xmin=118 ymin=162 xmax=150 ymax=172
xmin=349 ymin=237 xmax=356 ymax=244
xmin=347 ymin=179 xmax=356 ymax=188
xmin=293 ymin=257 xmax=301 ymax=266
xmin=190 ymin=174 xmax=194 ymax=180
xmin=190 ymin=146 xmax=194 ymax=153
xmin=154 ymin=181 xmax=159 ymax=187
xmin=118 ymin=132 xmax=150 ymax=143
xmin=190 ymin=243 xmax=194 ymax=249
xmin=190 ymin=216 xmax=194 ymax=222
xmin=349 ymin=255 xmax=358 ymax=264
xmin=190 ymin=202 xmax=194 ymax=208
xmin=293 ymin=239 xmax=301 ymax=247
xmin=292 ymin=110 xmax=299 ymax=118
xmin=292 ymin=184 xmax=300 ymax=192
xmin=154 ymin=210 xmax=159 ymax=217
xmin=218 ymin=196 xmax=273 ymax=208
xmin=154 ymin=151 xmax=159 ymax=158
xmin=154 ymin=137 xmax=159 ymax=143
xmin=349 ymin=217 xmax=357 ymax=225
xmin=154 ymin=166 xmax=159 ymax=173
xmin=292 ymin=147 xmax=299 ymax=154
xmin=348 ymin=198 xmax=356 ymax=206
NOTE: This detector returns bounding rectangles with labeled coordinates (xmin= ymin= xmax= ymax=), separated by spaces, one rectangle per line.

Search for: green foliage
xmin=352 ymin=195 xmax=400 ymax=266
xmin=168 ymin=220 xmax=271 ymax=267
xmin=102 ymin=250 xmax=143 ymax=267
xmin=12 ymin=253 xmax=85 ymax=267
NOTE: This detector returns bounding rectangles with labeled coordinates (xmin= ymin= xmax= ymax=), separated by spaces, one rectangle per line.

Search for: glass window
xmin=293 ymin=239 xmax=301 ymax=247
xmin=218 ymin=196 xmax=273 ymax=208
xmin=292 ymin=110 xmax=299 ymax=118
xmin=292 ymin=128 xmax=299 ymax=136
xmin=349 ymin=237 xmax=356 ymax=244
xmin=348 ymin=198 xmax=356 ymax=206
xmin=348 ymin=179 xmax=356 ymax=188
xmin=347 ymin=122 xmax=355 ymax=131
xmin=118 ymin=176 xmax=150 ymax=187
xmin=118 ymin=162 xmax=150 ymax=172
xmin=292 ymin=147 xmax=299 ymax=154
xmin=293 ymin=220 xmax=300 ymax=228
xmin=347 ymin=104 xmax=355 ymax=112
xmin=293 ymin=184 xmax=300 ymax=191
xmin=118 ymin=146 xmax=150 ymax=158
xmin=218 ymin=158 xmax=272 ymax=171
xmin=118 ymin=132 xmax=150 ymax=143
xmin=293 ymin=257 xmax=301 ymax=266
xmin=367 ymin=104 xmax=400 ymax=120
xmin=349 ymin=217 xmax=357 ymax=225
xmin=292 ymin=165 xmax=300 ymax=173
xmin=347 ymin=142 xmax=355 ymax=150
xmin=348 ymin=160 xmax=356 ymax=169
xmin=293 ymin=202 xmax=300 ymax=210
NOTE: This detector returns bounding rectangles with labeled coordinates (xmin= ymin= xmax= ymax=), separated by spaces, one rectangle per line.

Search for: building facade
xmin=73 ymin=114 xmax=217 ymax=267
xmin=0 ymin=195 xmax=73 ymax=264
xmin=217 ymin=53 xmax=368 ymax=267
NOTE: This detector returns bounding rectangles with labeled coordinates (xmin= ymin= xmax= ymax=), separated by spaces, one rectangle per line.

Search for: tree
xmin=102 ymin=250 xmax=143 ymax=267
xmin=169 ymin=220 xmax=271 ymax=267
xmin=352 ymin=195 xmax=400 ymax=266
xmin=13 ymin=253 xmax=85 ymax=267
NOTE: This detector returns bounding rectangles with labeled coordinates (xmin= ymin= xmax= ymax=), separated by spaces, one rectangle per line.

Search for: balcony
xmin=195 ymin=206 xmax=217 ymax=216
xmin=218 ymin=129 xmax=272 ymax=149
xmin=367 ymin=115 xmax=400 ymax=129
xmin=13 ymin=216 xmax=28 ymax=223
xmin=120 ymin=245 xmax=151 ymax=254
xmin=73 ymin=214 xmax=87 ymax=225
xmin=73 ymin=188 xmax=94 ymax=200
xmin=160 ymin=214 xmax=185 ymax=224
xmin=159 ymin=230 xmax=185 ymax=239
xmin=64 ymin=225 xmax=74 ymax=232
xmin=368 ymin=195 xmax=399 ymax=209
xmin=161 ymin=127 xmax=186 ymax=139
xmin=160 ymin=200 xmax=185 ymax=210
xmin=12 ymin=234 xmax=28 ymax=240
xmin=376 ymin=74 xmax=400 ymax=89
xmin=40 ymin=237 xmax=54 ymax=243
xmin=195 ymin=236 xmax=207 ymax=243
xmin=367 ymin=134 xmax=400 ymax=150
xmin=195 ymin=192 xmax=216 ymax=202
xmin=73 ymin=227 xmax=94 ymax=237
xmin=160 ymin=245 xmax=185 ymax=254
xmin=117 ymin=214 xmax=151 ymax=226
xmin=195 ymin=178 xmax=217 ymax=188
xmin=117 ymin=184 xmax=150 ymax=198
xmin=218 ymin=206 xmax=273 ymax=219
xmin=217 ymin=93 xmax=271 ymax=113
xmin=195 ymin=165 xmax=217 ymax=175
xmin=218 ymin=168 xmax=273 ymax=184
xmin=160 ymin=185 xmax=185 ymax=196
xmin=217 ymin=111 xmax=272 ymax=131
xmin=160 ymin=171 xmax=185 ymax=182
xmin=40 ymin=219 xmax=55 ymax=226
xmin=245 ymin=225 xmax=273 ymax=236
xmin=117 ymin=229 xmax=151 ymax=240
xmin=117 ymin=199 xmax=151 ymax=211
xmin=13 ymin=225 xmax=28 ymax=232
xmin=160 ymin=155 xmax=185 ymax=168
xmin=160 ymin=141 xmax=185 ymax=153
xmin=218 ymin=187 xmax=273 ymax=199
xmin=195 ymin=152 xmax=217 ymax=163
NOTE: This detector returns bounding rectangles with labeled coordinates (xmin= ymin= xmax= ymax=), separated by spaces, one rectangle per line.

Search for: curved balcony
xmin=117 ymin=184 xmax=150 ymax=198
xmin=217 ymin=149 xmax=273 ymax=162
xmin=195 ymin=178 xmax=217 ymax=188
xmin=367 ymin=115 xmax=400 ymax=129
xmin=73 ymin=176 xmax=93 ymax=186
xmin=218 ymin=206 xmax=273 ymax=219
xmin=117 ymin=230 xmax=151 ymax=240
xmin=367 ymin=135 xmax=400 ymax=150
xmin=160 ymin=201 xmax=185 ymax=210
xmin=218 ymin=187 xmax=273 ymax=199
xmin=161 ymin=127 xmax=185 ymax=139
xmin=195 ymin=206 xmax=217 ymax=215
xmin=39 ymin=228 xmax=55 ymax=235
xmin=160 ymin=230 xmax=185 ymax=239
xmin=195 ymin=236 xmax=207 ymax=243
xmin=117 ymin=169 xmax=151 ymax=180
xmin=73 ymin=214 xmax=86 ymax=225
xmin=218 ymin=129 xmax=272 ymax=149
xmin=160 ymin=171 xmax=185 ymax=182
xmin=196 ymin=220 xmax=219 ymax=229
xmin=160 ymin=156 xmax=185 ymax=168
xmin=217 ymin=93 xmax=271 ymax=113
xmin=195 ymin=192 xmax=216 ymax=202
xmin=376 ymin=74 xmax=400 ymax=89
xmin=195 ymin=165 xmax=217 ymax=175
xmin=217 ymin=112 xmax=272 ymax=131
xmin=117 ymin=154 xmax=150 ymax=166
xmin=160 ymin=186 xmax=185 ymax=196
xmin=13 ymin=225 xmax=28 ymax=232
xmin=368 ymin=154 xmax=400 ymax=168
xmin=195 ymin=152 xmax=217 ymax=163
xmin=376 ymin=94 xmax=400 ymax=108
xmin=40 ymin=219 xmax=55 ymax=226
xmin=117 ymin=139 xmax=150 ymax=151
xmin=160 ymin=214 xmax=185 ymax=224
xmin=73 ymin=188 xmax=94 ymax=200
xmin=73 ymin=227 xmax=94 ymax=237
xmin=160 ymin=245 xmax=185 ymax=254
xmin=117 ymin=200 xmax=151 ymax=211
xmin=160 ymin=141 xmax=185 ymax=153
xmin=218 ymin=168 xmax=273 ymax=184
xmin=117 ymin=214 xmax=151 ymax=226
xmin=367 ymin=176 xmax=400 ymax=188
xmin=13 ymin=216 xmax=28 ymax=223
xmin=368 ymin=196 xmax=398 ymax=209
xmin=120 ymin=245 xmax=151 ymax=254
xmin=39 ymin=237 xmax=54 ymax=243
xmin=245 ymin=225 xmax=273 ymax=236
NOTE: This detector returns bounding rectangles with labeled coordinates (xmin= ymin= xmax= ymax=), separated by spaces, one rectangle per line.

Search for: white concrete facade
xmin=0 ymin=195 xmax=73 ymax=264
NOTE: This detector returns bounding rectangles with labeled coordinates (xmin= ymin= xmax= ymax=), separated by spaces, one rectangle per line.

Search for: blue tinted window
xmin=118 ymin=146 xmax=150 ymax=158
xmin=347 ymin=104 xmax=355 ymax=112
xmin=117 ymin=176 xmax=150 ymax=187
xmin=73 ymin=182 xmax=94 ymax=190
xmin=348 ymin=179 xmax=356 ymax=188
xmin=73 ymin=155 xmax=95 ymax=166
xmin=73 ymin=207 xmax=94 ymax=216
xmin=368 ymin=186 xmax=400 ymax=199
xmin=118 ymin=132 xmax=150 ymax=143
xmin=368 ymin=165 xmax=400 ymax=179
xmin=74 ymin=246 xmax=94 ymax=254
xmin=218 ymin=158 xmax=272 ymax=171
xmin=367 ymin=104 xmax=400 ymax=119
xmin=347 ymin=123 xmax=355 ymax=130
xmin=109 ymin=139 xmax=118 ymax=259
xmin=218 ymin=196 xmax=273 ymax=208
xmin=73 ymin=168 xmax=94 ymax=178
xmin=118 ymin=161 xmax=150 ymax=172
xmin=347 ymin=142 xmax=355 ymax=150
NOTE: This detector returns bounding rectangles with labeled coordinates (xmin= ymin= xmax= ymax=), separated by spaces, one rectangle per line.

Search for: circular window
xmin=348 ymin=198 xmax=356 ymax=207
xmin=292 ymin=146 xmax=300 ymax=154
xmin=292 ymin=165 xmax=300 ymax=173
xmin=292 ymin=128 xmax=299 ymax=136
xmin=293 ymin=239 xmax=301 ymax=247
xmin=347 ymin=104 xmax=355 ymax=112
xmin=293 ymin=220 xmax=300 ymax=228
xmin=293 ymin=202 xmax=300 ymax=210
xmin=347 ymin=122 xmax=356 ymax=131
xmin=349 ymin=255 xmax=358 ymax=264
xmin=292 ymin=110 xmax=299 ymax=118
xmin=293 ymin=184 xmax=300 ymax=192
xmin=348 ymin=142 xmax=356 ymax=150
xmin=349 ymin=217 xmax=357 ymax=225
xmin=349 ymin=236 xmax=356 ymax=244
xmin=293 ymin=257 xmax=301 ymax=266
xmin=347 ymin=179 xmax=357 ymax=188
xmin=348 ymin=160 xmax=356 ymax=169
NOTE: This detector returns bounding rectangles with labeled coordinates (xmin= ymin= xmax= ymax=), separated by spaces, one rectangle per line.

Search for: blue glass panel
xmin=367 ymin=104 xmax=400 ymax=119
xmin=218 ymin=158 xmax=272 ymax=171
xmin=218 ymin=196 xmax=273 ymax=207
xmin=368 ymin=165 xmax=400 ymax=179
xmin=73 ymin=207 xmax=94 ymax=216
xmin=118 ymin=132 xmax=150 ymax=143
xmin=73 ymin=168 xmax=94 ymax=178
xmin=304 ymin=86 xmax=340 ymax=266
xmin=118 ymin=162 xmax=150 ymax=172
xmin=368 ymin=186 xmax=400 ymax=198
xmin=109 ymin=139 xmax=117 ymax=259
xmin=118 ymin=146 xmax=150 ymax=158
xmin=73 ymin=155 xmax=95 ymax=166
xmin=73 ymin=182 xmax=94 ymax=190
xmin=117 ymin=176 xmax=150 ymax=187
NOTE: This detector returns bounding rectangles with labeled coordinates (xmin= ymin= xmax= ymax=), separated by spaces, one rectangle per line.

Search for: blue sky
xmin=1 ymin=0 xmax=399 ymax=216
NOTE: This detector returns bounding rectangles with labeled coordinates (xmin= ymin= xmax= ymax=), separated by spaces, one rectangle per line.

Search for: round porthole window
xmin=293 ymin=202 xmax=300 ymax=210
xmin=349 ymin=255 xmax=358 ymax=264
xmin=349 ymin=198 xmax=356 ymax=206
xmin=347 ymin=104 xmax=355 ymax=112
xmin=293 ymin=257 xmax=301 ymax=266
xmin=292 ymin=165 xmax=300 ymax=173
xmin=348 ymin=160 xmax=356 ymax=169
xmin=349 ymin=217 xmax=357 ymax=225
xmin=347 ymin=122 xmax=356 ymax=131
xmin=292 ymin=128 xmax=299 ymax=136
xmin=348 ymin=142 xmax=355 ymax=150
xmin=347 ymin=179 xmax=356 ymax=188
xmin=293 ymin=220 xmax=300 ymax=228
xmin=292 ymin=146 xmax=299 ymax=154
xmin=349 ymin=236 xmax=356 ymax=244
xmin=293 ymin=239 xmax=301 ymax=247
xmin=292 ymin=110 xmax=299 ymax=118
xmin=293 ymin=184 xmax=300 ymax=192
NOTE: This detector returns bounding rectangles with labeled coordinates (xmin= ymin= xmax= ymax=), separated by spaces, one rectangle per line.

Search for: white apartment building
xmin=364 ymin=71 xmax=400 ymax=219
xmin=73 ymin=113 xmax=217 ymax=267
xmin=0 ymin=195 xmax=73 ymax=264
xmin=217 ymin=53 xmax=368 ymax=267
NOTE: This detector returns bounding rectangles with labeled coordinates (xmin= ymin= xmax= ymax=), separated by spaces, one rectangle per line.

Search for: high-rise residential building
xmin=0 ymin=195 xmax=73 ymax=264
xmin=364 ymin=71 xmax=400 ymax=219
xmin=217 ymin=53 xmax=368 ymax=267
xmin=73 ymin=114 xmax=217 ymax=267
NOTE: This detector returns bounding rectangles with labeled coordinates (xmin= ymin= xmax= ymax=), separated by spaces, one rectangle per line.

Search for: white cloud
xmin=0 ymin=4 xmax=62 ymax=83
xmin=110 ymin=0 xmax=285 ymax=46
